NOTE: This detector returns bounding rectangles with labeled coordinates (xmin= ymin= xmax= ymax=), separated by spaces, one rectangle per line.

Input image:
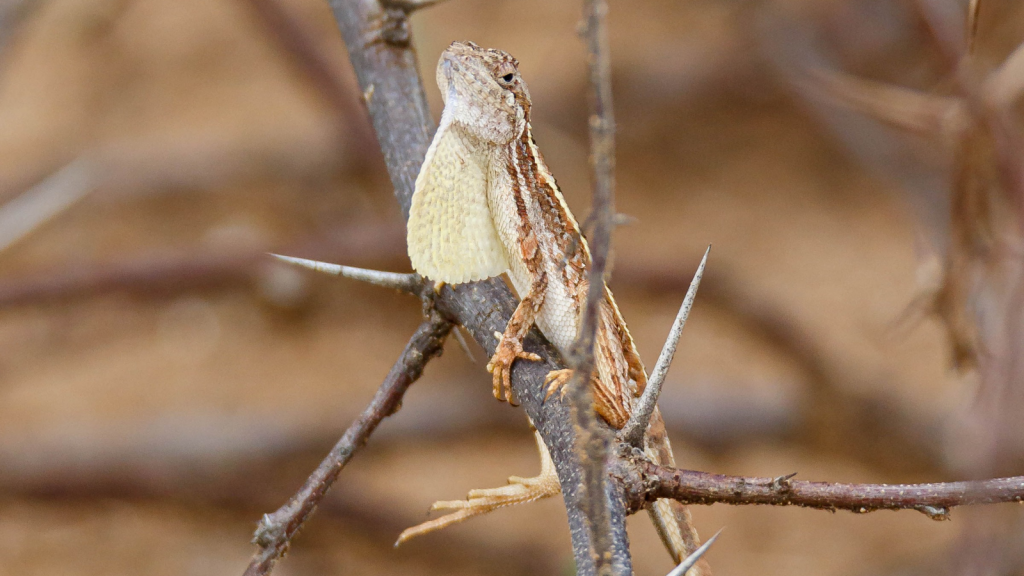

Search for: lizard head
xmin=436 ymin=41 xmax=530 ymax=145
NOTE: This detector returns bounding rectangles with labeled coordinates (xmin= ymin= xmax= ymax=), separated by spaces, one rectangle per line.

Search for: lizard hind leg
xmin=395 ymin=430 xmax=561 ymax=546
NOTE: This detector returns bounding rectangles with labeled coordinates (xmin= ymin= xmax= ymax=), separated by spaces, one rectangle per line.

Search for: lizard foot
xmin=486 ymin=331 xmax=542 ymax=405
xmin=543 ymin=368 xmax=573 ymax=401
xmin=395 ymin=431 xmax=560 ymax=546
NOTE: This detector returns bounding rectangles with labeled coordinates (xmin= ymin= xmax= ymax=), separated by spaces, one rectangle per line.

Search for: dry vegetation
xmin=1 ymin=0 xmax=1023 ymax=575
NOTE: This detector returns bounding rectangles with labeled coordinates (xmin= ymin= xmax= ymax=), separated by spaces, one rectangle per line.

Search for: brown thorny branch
xmin=631 ymin=462 xmax=1024 ymax=516
xmin=243 ymin=1 xmax=1024 ymax=575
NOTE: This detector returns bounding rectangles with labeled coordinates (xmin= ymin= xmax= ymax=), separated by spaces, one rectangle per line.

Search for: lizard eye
xmin=495 ymin=62 xmax=516 ymax=86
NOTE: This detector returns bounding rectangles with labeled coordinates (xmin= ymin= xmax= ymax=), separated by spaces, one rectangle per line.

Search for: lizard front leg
xmin=486 ymin=272 xmax=547 ymax=404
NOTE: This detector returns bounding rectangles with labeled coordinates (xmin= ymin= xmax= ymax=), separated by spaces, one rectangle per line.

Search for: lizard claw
xmin=543 ymin=369 xmax=573 ymax=402
xmin=487 ymin=331 xmax=542 ymax=405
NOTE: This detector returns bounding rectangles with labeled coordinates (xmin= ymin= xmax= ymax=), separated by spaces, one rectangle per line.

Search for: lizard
xmin=397 ymin=41 xmax=707 ymax=570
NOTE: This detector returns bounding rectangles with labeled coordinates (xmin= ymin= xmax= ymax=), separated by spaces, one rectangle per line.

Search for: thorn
xmin=270 ymin=253 xmax=421 ymax=294
xmin=665 ymin=527 xmax=723 ymax=576
xmin=770 ymin=472 xmax=798 ymax=491
xmin=915 ymin=505 xmax=951 ymax=521
xmin=453 ymin=326 xmax=477 ymax=363
xmin=271 ymin=253 xmax=343 ymax=275
xmin=252 ymin=513 xmax=278 ymax=546
xmin=621 ymin=245 xmax=709 ymax=446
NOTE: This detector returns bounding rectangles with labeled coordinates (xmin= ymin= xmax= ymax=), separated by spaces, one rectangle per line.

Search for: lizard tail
xmin=647 ymin=498 xmax=710 ymax=574
xmin=645 ymin=409 xmax=712 ymax=576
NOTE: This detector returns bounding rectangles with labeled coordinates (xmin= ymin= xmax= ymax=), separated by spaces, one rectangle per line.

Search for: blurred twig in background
xmin=0 ymin=0 xmax=31 ymax=58
xmin=793 ymin=0 xmax=1024 ymax=573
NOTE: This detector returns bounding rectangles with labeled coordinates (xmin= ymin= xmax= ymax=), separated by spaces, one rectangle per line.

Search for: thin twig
xmin=636 ymin=461 xmax=1024 ymax=517
xmin=270 ymin=253 xmax=421 ymax=294
xmin=621 ymin=246 xmax=709 ymax=446
xmin=566 ymin=0 xmax=624 ymax=574
xmin=244 ymin=312 xmax=452 ymax=576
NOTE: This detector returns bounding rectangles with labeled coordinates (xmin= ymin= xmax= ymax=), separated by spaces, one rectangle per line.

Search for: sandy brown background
xmin=0 ymin=0 xmax=1020 ymax=574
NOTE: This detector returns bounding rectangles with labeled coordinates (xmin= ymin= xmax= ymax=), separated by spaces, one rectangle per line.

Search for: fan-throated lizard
xmin=398 ymin=41 xmax=706 ymax=569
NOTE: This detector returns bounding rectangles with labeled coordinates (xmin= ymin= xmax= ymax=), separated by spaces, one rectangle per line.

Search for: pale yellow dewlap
xmin=407 ymin=118 xmax=509 ymax=284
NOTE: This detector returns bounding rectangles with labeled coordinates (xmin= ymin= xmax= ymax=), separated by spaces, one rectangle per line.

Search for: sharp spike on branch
xmin=622 ymin=246 xmax=709 ymax=446
xmin=270 ymin=254 xmax=421 ymax=294
xmin=452 ymin=325 xmax=477 ymax=363
xmin=666 ymin=528 xmax=723 ymax=576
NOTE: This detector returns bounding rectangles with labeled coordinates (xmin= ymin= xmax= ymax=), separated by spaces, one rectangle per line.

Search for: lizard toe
xmin=543 ymin=368 xmax=573 ymax=401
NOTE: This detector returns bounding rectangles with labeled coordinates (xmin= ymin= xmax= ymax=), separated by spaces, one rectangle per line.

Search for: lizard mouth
xmin=439 ymin=55 xmax=453 ymax=76
xmin=436 ymin=54 xmax=455 ymax=103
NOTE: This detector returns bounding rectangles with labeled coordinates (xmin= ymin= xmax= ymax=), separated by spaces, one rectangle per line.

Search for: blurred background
xmin=0 ymin=0 xmax=1022 ymax=574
